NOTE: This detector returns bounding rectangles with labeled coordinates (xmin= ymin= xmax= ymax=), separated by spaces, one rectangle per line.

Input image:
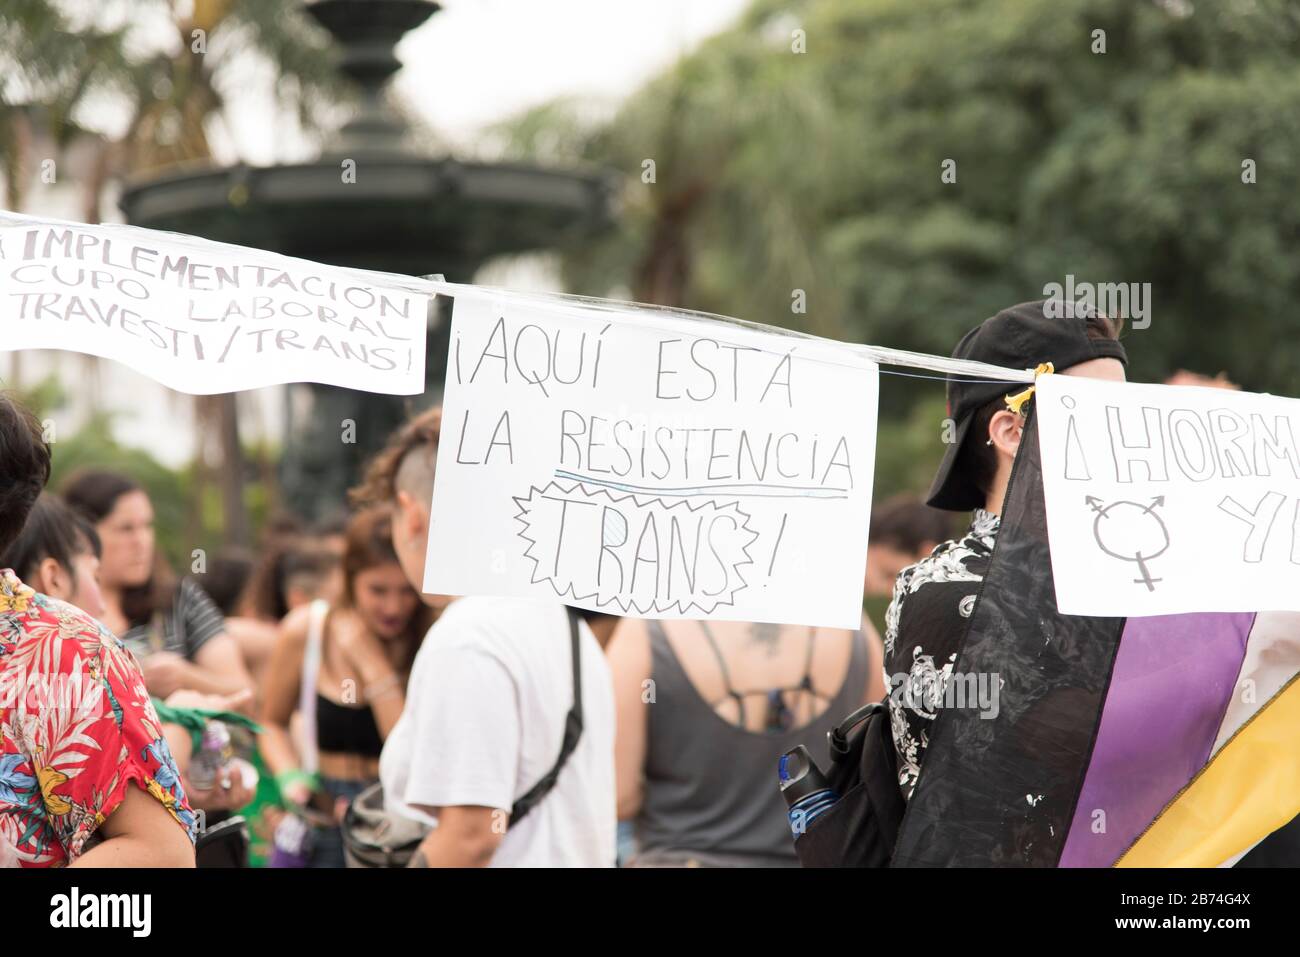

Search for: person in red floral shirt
xmin=0 ymin=393 xmax=195 ymax=867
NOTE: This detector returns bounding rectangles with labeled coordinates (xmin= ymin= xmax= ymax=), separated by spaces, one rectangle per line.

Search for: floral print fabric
xmin=882 ymin=508 xmax=1000 ymax=801
xmin=0 ymin=569 xmax=195 ymax=866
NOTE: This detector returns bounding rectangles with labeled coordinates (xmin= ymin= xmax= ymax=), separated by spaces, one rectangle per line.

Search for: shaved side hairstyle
xmin=351 ymin=406 xmax=442 ymax=511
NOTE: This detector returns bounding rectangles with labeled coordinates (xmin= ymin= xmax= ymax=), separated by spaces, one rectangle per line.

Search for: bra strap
xmin=699 ymin=620 xmax=747 ymax=727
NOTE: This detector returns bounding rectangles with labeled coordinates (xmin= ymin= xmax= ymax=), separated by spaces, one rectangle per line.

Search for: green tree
xmin=15 ymin=378 xmax=189 ymax=567
xmin=499 ymin=0 xmax=1300 ymax=404
xmin=2 ymin=0 xmax=344 ymax=546
xmin=16 ymin=376 xmax=273 ymax=569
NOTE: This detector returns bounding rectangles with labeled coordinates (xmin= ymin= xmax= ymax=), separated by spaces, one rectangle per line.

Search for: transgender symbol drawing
xmin=1085 ymin=495 xmax=1169 ymax=592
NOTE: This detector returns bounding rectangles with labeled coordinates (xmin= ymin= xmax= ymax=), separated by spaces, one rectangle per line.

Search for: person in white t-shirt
xmin=350 ymin=407 xmax=618 ymax=867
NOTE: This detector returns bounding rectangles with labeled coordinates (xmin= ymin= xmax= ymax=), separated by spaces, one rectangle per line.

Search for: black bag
xmin=195 ymin=815 xmax=250 ymax=868
xmin=791 ymin=700 xmax=905 ymax=868
xmin=342 ymin=607 xmax=585 ymax=867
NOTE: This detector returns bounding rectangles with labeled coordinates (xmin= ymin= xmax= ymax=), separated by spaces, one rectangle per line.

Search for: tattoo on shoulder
xmin=749 ymin=622 xmax=781 ymax=656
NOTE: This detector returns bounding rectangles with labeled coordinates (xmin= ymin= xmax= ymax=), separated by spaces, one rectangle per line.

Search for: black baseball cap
xmin=926 ymin=299 xmax=1128 ymax=512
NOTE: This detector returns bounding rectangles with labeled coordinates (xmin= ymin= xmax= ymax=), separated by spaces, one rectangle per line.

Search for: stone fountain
xmin=120 ymin=0 xmax=614 ymax=522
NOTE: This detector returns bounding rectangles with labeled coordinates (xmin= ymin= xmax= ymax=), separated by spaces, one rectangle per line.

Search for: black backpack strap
xmin=509 ymin=606 xmax=584 ymax=828
xmin=828 ymin=701 xmax=884 ymax=760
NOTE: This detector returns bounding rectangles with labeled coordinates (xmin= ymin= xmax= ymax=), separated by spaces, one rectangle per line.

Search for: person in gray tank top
xmin=608 ymin=617 xmax=884 ymax=867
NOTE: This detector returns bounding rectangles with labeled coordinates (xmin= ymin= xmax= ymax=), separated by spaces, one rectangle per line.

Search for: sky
xmin=222 ymin=0 xmax=753 ymax=164
xmin=54 ymin=0 xmax=753 ymax=163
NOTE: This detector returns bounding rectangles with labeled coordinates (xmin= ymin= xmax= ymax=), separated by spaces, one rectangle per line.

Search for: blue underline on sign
xmin=552 ymin=470 xmax=849 ymax=500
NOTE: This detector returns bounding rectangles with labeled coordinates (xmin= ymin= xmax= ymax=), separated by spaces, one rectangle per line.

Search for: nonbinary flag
xmin=891 ymin=407 xmax=1300 ymax=867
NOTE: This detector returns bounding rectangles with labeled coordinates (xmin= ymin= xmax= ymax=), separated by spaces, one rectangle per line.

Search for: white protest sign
xmin=424 ymin=291 xmax=879 ymax=628
xmin=1038 ymin=374 xmax=1300 ymax=616
xmin=0 ymin=212 xmax=430 ymax=394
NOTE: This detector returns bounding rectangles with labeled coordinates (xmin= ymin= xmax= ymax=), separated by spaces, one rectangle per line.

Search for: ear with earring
xmin=989 ymin=378 xmax=1040 ymax=448
xmin=987 ymin=415 xmax=1027 ymax=445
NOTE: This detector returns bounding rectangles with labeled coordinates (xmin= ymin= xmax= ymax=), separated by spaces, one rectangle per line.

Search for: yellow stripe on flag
xmin=1117 ymin=673 xmax=1300 ymax=867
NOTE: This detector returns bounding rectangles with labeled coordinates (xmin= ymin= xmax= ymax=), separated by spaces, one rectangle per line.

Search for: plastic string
xmin=423 ymin=278 xmax=1038 ymax=385
xmin=0 ymin=209 xmax=1036 ymax=385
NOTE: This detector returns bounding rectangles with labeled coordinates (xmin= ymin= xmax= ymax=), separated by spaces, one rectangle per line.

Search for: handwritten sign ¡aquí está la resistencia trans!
xmin=423 ymin=291 xmax=880 ymax=629
xmin=0 ymin=213 xmax=431 ymax=395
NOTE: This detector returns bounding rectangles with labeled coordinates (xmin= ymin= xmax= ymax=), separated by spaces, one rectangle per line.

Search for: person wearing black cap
xmin=882 ymin=300 xmax=1127 ymax=801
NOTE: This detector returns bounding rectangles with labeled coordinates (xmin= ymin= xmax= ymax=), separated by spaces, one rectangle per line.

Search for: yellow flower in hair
xmin=1003 ymin=362 xmax=1055 ymax=415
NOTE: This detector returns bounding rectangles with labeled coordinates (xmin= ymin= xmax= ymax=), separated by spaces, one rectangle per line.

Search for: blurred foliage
xmin=874 ymin=392 xmax=951 ymax=504
xmin=15 ymin=375 xmax=272 ymax=569
xmin=497 ymin=0 xmax=1300 ymax=500
xmin=0 ymin=0 xmax=344 ymax=175
xmin=1 ymin=0 xmax=340 ymax=549
xmin=117 ymin=0 xmax=346 ymax=174
xmin=48 ymin=413 xmax=192 ymax=568
xmin=0 ymin=1 xmax=126 ymax=207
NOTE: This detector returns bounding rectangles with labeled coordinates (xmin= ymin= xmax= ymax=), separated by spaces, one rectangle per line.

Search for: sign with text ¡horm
xmin=1037 ymin=374 xmax=1300 ymax=616
xmin=424 ymin=293 xmax=879 ymax=629
xmin=0 ymin=214 xmax=431 ymax=395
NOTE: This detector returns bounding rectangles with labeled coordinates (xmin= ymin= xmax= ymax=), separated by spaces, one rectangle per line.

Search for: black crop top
xmin=316 ymin=694 xmax=384 ymax=757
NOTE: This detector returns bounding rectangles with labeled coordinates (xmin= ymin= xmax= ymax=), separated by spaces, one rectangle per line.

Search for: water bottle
xmin=268 ymin=812 xmax=313 ymax=868
xmin=188 ymin=720 xmax=234 ymax=792
xmin=778 ymin=745 xmax=839 ymax=838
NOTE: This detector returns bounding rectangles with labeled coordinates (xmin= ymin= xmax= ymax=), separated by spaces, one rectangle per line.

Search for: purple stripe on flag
xmin=1059 ymin=612 xmax=1254 ymax=868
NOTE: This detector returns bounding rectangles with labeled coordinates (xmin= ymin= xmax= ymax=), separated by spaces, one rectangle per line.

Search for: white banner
xmin=424 ymin=291 xmax=879 ymax=628
xmin=0 ymin=213 xmax=430 ymax=394
xmin=1038 ymin=374 xmax=1300 ymax=616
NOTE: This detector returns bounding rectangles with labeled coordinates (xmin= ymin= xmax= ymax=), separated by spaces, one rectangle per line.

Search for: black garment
xmin=891 ymin=410 xmax=1129 ymax=867
xmin=882 ymin=508 xmax=999 ymax=801
xmin=316 ymin=694 xmax=384 ymax=758
xmin=1236 ymin=813 xmax=1300 ymax=867
xmin=636 ymin=621 xmax=869 ymax=864
xmin=119 ymin=577 xmax=225 ymax=663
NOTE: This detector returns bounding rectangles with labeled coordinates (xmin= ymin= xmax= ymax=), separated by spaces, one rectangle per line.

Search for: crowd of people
xmin=0 ymin=387 xmax=900 ymax=867
xmin=0 ymin=296 xmax=1285 ymax=868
